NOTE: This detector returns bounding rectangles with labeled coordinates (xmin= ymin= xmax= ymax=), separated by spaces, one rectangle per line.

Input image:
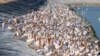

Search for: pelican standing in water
xmin=2 ymin=21 xmax=5 ymax=29
xmin=2 ymin=17 xmax=7 ymax=29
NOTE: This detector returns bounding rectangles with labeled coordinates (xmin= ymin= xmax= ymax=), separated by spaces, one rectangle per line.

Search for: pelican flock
xmin=6 ymin=1 xmax=100 ymax=56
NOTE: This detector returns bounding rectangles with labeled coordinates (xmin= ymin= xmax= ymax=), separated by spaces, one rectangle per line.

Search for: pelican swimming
xmin=99 ymin=17 xmax=100 ymax=22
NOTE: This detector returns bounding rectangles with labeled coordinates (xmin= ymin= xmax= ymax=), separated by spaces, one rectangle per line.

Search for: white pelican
xmin=99 ymin=17 xmax=100 ymax=22
xmin=45 ymin=51 xmax=53 ymax=56
xmin=26 ymin=38 xmax=34 ymax=46
xmin=8 ymin=25 xmax=13 ymax=30
xmin=83 ymin=30 xmax=88 ymax=36
xmin=53 ymin=41 xmax=60 ymax=50
xmin=2 ymin=22 xmax=5 ymax=29
xmin=77 ymin=7 xmax=80 ymax=10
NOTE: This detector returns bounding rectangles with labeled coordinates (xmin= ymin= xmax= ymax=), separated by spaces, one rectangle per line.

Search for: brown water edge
xmin=0 ymin=0 xmax=16 ymax=4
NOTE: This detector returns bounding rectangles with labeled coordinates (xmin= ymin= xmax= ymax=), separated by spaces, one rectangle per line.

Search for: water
xmin=74 ymin=6 xmax=100 ymax=38
xmin=0 ymin=23 xmax=40 ymax=56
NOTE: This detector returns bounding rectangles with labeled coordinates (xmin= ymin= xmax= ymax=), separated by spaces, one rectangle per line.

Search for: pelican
xmin=77 ymin=7 xmax=80 ymax=10
xmin=45 ymin=51 xmax=53 ymax=56
xmin=26 ymin=32 xmax=33 ymax=45
xmin=34 ymin=37 xmax=42 ymax=49
xmin=8 ymin=25 xmax=13 ymax=30
xmin=13 ymin=17 xmax=18 ymax=24
xmin=44 ymin=45 xmax=49 ymax=53
xmin=37 ymin=49 xmax=45 ymax=55
xmin=2 ymin=18 xmax=7 ymax=29
xmin=26 ymin=38 xmax=34 ymax=46
xmin=63 ymin=41 xmax=68 ymax=51
xmin=82 ymin=30 xmax=88 ymax=36
xmin=53 ymin=41 xmax=60 ymax=50
xmin=99 ymin=17 xmax=100 ymax=22
xmin=2 ymin=22 xmax=5 ymax=29
xmin=81 ymin=11 xmax=85 ymax=15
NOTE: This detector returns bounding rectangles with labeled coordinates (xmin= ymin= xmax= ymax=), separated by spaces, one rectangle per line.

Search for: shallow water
xmin=74 ymin=6 xmax=100 ymax=38
xmin=0 ymin=25 xmax=41 ymax=56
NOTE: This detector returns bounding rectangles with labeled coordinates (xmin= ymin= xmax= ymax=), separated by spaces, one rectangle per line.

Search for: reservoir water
xmin=74 ymin=6 xmax=100 ymax=38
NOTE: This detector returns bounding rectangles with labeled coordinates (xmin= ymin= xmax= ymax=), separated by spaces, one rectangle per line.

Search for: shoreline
xmin=7 ymin=2 xmax=100 ymax=55
xmin=68 ymin=4 xmax=100 ymax=40
xmin=0 ymin=0 xmax=16 ymax=4
xmin=65 ymin=3 xmax=100 ymax=8
xmin=0 ymin=0 xmax=100 ymax=56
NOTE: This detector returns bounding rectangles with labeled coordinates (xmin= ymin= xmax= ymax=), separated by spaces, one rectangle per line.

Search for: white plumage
xmin=83 ymin=31 xmax=88 ymax=36
xmin=45 ymin=51 xmax=53 ymax=56
xmin=2 ymin=22 xmax=5 ymax=29
xmin=8 ymin=25 xmax=13 ymax=30
xmin=53 ymin=41 xmax=60 ymax=50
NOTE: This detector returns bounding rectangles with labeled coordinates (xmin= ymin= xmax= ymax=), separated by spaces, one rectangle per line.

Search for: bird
xmin=53 ymin=41 xmax=60 ymax=50
xmin=2 ymin=17 xmax=7 ymax=29
xmin=7 ymin=25 xmax=13 ymax=30
xmin=2 ymin=22 xmax=5 ymax=29
xmin=45 ymin=51 xmax=53 ymax=56
xmin=26 ymin=38 xmax=34 ymax=46
xmin=99 ymin=17 xmax=100 ymax=22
